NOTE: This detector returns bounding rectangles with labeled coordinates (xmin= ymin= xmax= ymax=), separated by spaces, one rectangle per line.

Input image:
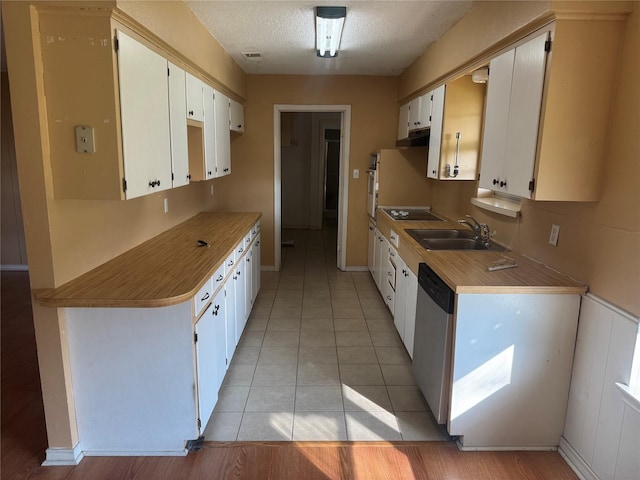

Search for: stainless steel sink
xmin=406 ymin=229 xmax=507 ymax=251
xmin=406 ymin=229 xmax=476 ymax=241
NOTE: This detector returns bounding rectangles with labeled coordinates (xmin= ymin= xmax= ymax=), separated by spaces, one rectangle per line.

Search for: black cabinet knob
xmin=208 ymin=171 xmax=212 ymax=176
xmin=493 ymin=179 xmax=499 ymax=185
xmin=189 ymin=110 xmax=194 ymax=116
xmin=500 ymin=181 xmax=507 ymax=187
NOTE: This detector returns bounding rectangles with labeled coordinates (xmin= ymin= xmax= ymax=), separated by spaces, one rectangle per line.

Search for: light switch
xmin=75 ymin=125 xmax=95 ymax=153
xmin=353 ymin=169 xmax=359 ymax=179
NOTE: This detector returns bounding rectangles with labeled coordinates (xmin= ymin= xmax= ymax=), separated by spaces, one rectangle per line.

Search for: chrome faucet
xmin=458 ymin=215 xmax=491 ymax=244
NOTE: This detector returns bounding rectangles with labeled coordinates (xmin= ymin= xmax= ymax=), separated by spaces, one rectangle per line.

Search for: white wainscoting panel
xmin=560 ymin=294 xmax=639 ymax=480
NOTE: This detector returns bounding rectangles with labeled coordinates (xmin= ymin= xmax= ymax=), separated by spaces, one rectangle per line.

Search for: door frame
xmin=273 ymin=105 xmax=351 ymax=271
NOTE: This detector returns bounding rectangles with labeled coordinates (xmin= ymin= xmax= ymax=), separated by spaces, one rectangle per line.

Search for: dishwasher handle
xmin=418 ymin=263 xmax=455 ymax=314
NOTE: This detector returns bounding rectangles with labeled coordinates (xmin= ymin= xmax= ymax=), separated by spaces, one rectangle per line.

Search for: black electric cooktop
xmin=382 ymin=208 xmax=445 ymax=222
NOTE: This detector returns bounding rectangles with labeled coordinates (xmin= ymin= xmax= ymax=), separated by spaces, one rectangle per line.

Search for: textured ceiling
xmin=185 ymin=1 xmax=474 ymax=76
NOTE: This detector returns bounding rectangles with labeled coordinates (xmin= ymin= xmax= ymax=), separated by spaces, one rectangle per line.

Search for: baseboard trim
xmin=456 ymin=438 xmax=556 ymax=451
xmin=83 ymin=449 xmax=188 ymax=457
xmin=343 ymin=266 xmax=369 ymax=272
xmin=261 ymin=265 xmax=276 ymax=272
xmin=558 ymin=436 xmax=600 ymax=480
xmin=1 ymin=264 xmax=28 ymax=272
xmin=42 ymin=443 xmax=84 ymax=466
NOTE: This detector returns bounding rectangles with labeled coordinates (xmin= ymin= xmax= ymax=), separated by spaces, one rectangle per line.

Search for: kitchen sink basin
xmin=406 ymin=229 xmax=507 ymax=252
xmin=406 ymin=229 xmax=476 ymax=241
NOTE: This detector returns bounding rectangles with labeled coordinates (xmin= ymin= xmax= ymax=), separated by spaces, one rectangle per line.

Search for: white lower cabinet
xmin=194 ymin=288 xmax=225 ymax=434
xmin=393 ymin=254 xmax=418 ymax=358
xmin=368 ymin=222 xmax=376 ymax=273
xmin=244 ymin=248 xmax=253 ymax=323
xmin=234 ymin=250 xmax=247 ymax=344
xmin=374 ymin=231 xmax=389 ymax=292
xmin=449 ymin=293 xmax=580 ymax=448
xmin=64 ymin=226 xmax=259 ymax=455
xmin=251 ymin=234 xmax=261 ymax=305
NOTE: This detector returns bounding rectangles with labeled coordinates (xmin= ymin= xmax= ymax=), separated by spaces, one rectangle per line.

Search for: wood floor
xmin=1 ymin=271 xmax=579 ymax=480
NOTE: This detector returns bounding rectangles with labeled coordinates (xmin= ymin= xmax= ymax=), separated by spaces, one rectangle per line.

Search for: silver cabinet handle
xmin=216 ymin=274 xmax=223 ymax=282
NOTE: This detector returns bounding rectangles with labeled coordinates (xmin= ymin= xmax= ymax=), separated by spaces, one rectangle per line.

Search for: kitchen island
xmin=372 ymin=208 xmax=586 ymax=450
xmin=34 ymin=212 xmax=261 ymax=459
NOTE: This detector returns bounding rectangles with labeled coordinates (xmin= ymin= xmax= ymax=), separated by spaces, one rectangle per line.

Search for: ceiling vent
xmin=242 ymin=52 xmax=262 ymax=60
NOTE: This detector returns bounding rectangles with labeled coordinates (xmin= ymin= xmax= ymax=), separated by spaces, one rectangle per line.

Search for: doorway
xmin=323 ymin=128 xmax=341 ymax=227
xmin=274 ymin=105 xmax=351 ymax=272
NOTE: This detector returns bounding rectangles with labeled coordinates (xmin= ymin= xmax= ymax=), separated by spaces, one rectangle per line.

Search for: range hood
xmin=396 ymin=128 xmax=430 ymax=147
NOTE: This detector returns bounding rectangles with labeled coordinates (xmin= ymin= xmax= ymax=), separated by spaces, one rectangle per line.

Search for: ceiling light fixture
xmin=315 ymin=6 xmax=346 ymax=58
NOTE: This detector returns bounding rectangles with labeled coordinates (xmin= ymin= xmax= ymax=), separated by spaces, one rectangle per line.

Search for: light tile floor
xmin=203 ymin=226 xmax=449 ymax=442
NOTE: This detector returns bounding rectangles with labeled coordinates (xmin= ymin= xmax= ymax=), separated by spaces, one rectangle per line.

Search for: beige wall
xmin=402 ymin=2 xmax=639 ymax=316
xmin=2 ymin=0 xmax=245 ymax=449
xmin=1 ymin=72 xmax=27 ymax=266
xmin=215 ymin=74 xmax=399 ymax=268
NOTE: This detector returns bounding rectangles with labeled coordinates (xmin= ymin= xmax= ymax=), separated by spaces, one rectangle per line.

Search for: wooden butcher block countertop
xmin=34 ymin=212 xmax=261 ymax=308
xmin=376 ymin=209 xmax=587 ymax=295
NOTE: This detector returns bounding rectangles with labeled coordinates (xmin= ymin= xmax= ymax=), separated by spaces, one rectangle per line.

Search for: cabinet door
xmin=168 ymin=62 xmax=190 ymax=188
xmin=376 ymin=235 xmax=390 ymax=293
xmin=409 ymin=93 xmax=431 ymax=131
xmin=244 ymin=248 xmax=253 ymax=319
xmin=397 ymin=103 xmax=410 ymax=140
xmin=186 ymin=73 xmax=204 ymax=122
xmin=116 ymin=31 xmax=172 ymax=199
xmin=195 ymin=303 xmax=218 ymax=435
xmin=211 ymin=288 xmax=227 ymax=389
xmin=225 ymin=282 xmax=236 ymax=365
xmin=403 ymin=267 xmax=418 ymax=359
xmin=393 ymin=255 xmax=407 ymax=339
xmin=251 ymin=234 xmax=261 ymax=304
xmin=203 ymin=84 xmax=216 ymax=180
xmin=233 ymin=259 xmax=246 ymax=345
xmin=368 ymin=223 xmax=375 ymax=274
xmin=229 ymin=99 xmax=245 ymax=133
xmin=504 ymin=32 xmax=548 ymax=198
xmin=480 ymin=48 xmax=514 ymax=191
xmin=427 ymin=85 xmax=445 ymax=179
xmin=214 ymin=90 xmax=231 ymax=177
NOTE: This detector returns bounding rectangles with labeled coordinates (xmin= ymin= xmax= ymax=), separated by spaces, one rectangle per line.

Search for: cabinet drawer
xmin=194 ymin=277 xmax=214 ymax=318
xmin=224 ymin=252 xmax=235 ymax=277
xmin=212 ymin=263 xmax=225 ymax=292
xmin=385 ymin=287 xmax=395 ymax=313
xmin=235 ymin=239 xmax=246 ymax=261
xmin=251 ymin=222 xmax=260 ymax=240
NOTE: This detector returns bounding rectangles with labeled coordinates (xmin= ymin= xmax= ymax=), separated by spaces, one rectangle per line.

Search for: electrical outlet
xmin=210 ymin=184 xmax=214 ymax=196
xmin=353 ymin=169 xmax=359 ymax=179
xmin=549 ymin=224 xmax=560 ymax=246
xmin=163 ymin=198 xmax=169 ymax=214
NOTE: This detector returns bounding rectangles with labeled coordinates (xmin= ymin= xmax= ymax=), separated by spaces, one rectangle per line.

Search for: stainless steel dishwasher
xmin=412 ymin=262 xmax=454 ymax=425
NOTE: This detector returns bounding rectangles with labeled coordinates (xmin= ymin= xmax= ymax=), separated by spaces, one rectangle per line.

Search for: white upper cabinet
xmin=167 ymin=62 xmax=190 ymax=188
xmin=116 ymin=30 xmax=172 ymax=200
xmin=478 ymin=18 xmax=623 ymax=201
xmin=427 ymin=85 xmax=445 ymax=179
xmin=408 ymin=92 xmax=432 ymax=131
xmin=185 ymin=73 xmax=204 ymax=122
xmin=229 ymin=98 xmax=245 ymax=133
xmin=214 ymin=90 xmax=231 ymax=177
xmin=427 ymin=77 xmax=484 ymax=181
xmin=397 ymin=102 xmax=410 ymax=140
xmin=479 ymin=31 xmax=548 ymax=198
xmin=203 ymin=84 xmax=217 ymax=180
